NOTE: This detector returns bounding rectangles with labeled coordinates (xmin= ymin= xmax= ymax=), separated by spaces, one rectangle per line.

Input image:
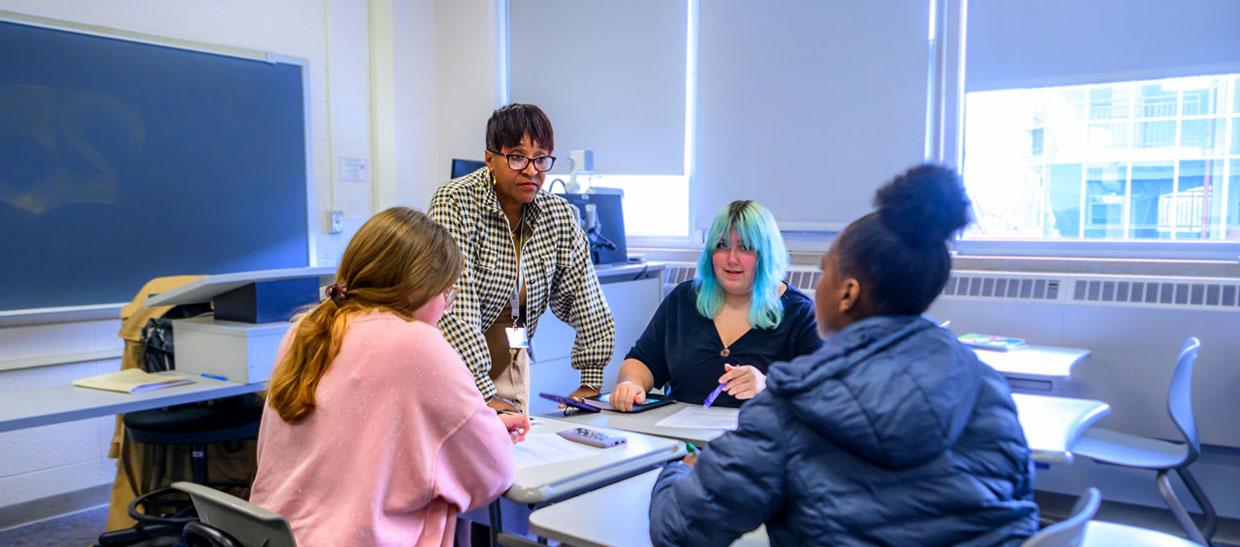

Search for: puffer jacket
xmin=650 ymin=315 xmax=1038 ymax=546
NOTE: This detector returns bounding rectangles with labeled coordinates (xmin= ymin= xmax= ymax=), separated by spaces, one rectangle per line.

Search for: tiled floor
xmin=0 ymin=506 xmax=107 ymax=547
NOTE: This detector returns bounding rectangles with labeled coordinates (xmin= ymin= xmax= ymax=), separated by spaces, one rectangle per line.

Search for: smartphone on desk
xmin=586 ymin=392 xmax=675 ymax=413
xmin=538 ymin=392 xmax=601 ymax=413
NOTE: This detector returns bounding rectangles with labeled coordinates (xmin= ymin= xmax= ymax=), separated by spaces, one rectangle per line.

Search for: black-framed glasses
xmin=489 ymin=148 xmax=556 ymax=172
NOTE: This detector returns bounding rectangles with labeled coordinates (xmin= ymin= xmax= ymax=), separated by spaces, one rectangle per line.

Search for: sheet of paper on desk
xmin=512 ymin=434 xmax=598 ymax=468
xmin=654 ymin=406 xmax=740 ymax=430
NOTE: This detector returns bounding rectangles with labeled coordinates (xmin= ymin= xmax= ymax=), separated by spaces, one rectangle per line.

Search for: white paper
xmin=653 ymin=406 xmax=740 ymax=430
xmin=511 ymin=433 xmax=598 ymax=468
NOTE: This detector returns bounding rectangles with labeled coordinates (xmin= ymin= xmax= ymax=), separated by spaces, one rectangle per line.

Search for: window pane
xmin=1048 ymin=164 xmax=1083 ymax=238
xmin=1179 ymin=77 xmax=1223 ymax=116
xmin=1175 ymin=160 xmax=1226 ymax=239
xmin=1138 ymin=83 xmax=1176 ymax=118
xmin=1129 ymin=163 xmax=1172 ymax=239
xmin=1180 ymin=118 xmax=1226 ymax=156
xmin=1135 ymin=120 xmax=1174 ymax=149
xmin=1229 ymin=159 xmax=1240 ymax=238
xmin=1084 ymin=163 xmax=1126 ymax=239
xmin=1089 ymin=87 xmax=1131 ymax=120
xmin=962 ymin=72 xmax=1240 ymax=243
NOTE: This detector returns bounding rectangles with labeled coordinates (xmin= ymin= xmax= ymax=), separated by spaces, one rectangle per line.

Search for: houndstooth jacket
xmin=428 ymin=167 xmax=616 ymax=399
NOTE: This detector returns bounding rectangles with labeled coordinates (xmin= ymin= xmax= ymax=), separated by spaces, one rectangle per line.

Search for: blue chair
xmin=1072 ymin=338 xmax=1216 ymax=545
xmin=1023 ymin=488 xmax=1101 ymax=547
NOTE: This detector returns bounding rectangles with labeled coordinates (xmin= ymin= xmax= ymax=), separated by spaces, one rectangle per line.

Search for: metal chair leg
xmin=1156 ymin=470 xmax=1209 ymax=546
xmin=1177 ymin=466 xmax=1218 ymax=541
xmin=488 ymin=500 xmax=503 ymax=547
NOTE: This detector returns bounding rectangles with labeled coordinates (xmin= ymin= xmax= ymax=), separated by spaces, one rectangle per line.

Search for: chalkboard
xmin=0 ymin=19 xmax=310 ymax=312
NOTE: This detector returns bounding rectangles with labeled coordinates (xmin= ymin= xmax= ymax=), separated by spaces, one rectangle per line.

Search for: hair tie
xmin=325 ymin=283 xmax=348 ymax=303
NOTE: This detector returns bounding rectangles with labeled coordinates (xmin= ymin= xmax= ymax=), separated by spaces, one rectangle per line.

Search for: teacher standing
xmin=429 ymin=104 xmax=615 ymax=413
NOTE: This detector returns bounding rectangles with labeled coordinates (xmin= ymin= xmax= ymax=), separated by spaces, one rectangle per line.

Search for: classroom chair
xmin=123 ymin=394 xmax=264 ymax=486
xmin=172 ymin=481 xmax=297 ymax=547
xmin=1023 ymin=488 xmax=1101 ymax=547
xmin=1072 ymin=337 xmax=1217 ymax=545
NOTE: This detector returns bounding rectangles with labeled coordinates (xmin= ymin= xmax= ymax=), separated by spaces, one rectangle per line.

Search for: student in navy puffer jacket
xmin=649 ymin=165 xmax=1038 ymax=546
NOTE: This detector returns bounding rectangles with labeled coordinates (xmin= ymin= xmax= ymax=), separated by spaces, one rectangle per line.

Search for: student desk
xmin=972 ymin=345 xmax=1091 ymax=393
xmin=559 ymin=397 xmax=1109 ymax=465
xmin=1011 ymin=393 xmax=1109 ymax=465
xmin=0 ymin=372 xmax=264 ymax=433
xmin=462 ymin=417 xmax=686 ymax=540
xmin=528 ymin=468 xmax=768 ymax=547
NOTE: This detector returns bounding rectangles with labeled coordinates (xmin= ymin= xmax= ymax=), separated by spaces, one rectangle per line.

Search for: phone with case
xmin=557 ymin=427 xmax=626 ymax=448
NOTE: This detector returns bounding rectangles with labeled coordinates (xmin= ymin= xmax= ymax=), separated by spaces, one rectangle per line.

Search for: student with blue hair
xmin=610 ymin=200 xmax=822 ymax=411
xmin=648 ymin=165 xmax=1037 ymax=546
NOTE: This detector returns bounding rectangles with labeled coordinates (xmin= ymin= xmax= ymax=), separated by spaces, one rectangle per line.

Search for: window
xmin=962 ymin=74 xmax=1240 ymax=243
xmin=544 ymin=174 xmax=690 ymax=239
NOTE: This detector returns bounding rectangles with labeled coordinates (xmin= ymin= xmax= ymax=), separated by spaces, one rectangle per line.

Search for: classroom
xmin=1 ymin=0 xmax=1238 ymax=546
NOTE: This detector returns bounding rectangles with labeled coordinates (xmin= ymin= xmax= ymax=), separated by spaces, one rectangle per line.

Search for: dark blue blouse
xmin=625 ymin=280 xmax=823 ymax=408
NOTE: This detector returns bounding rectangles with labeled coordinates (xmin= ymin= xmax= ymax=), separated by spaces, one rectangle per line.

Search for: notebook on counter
xmin=958 ymin=333 xmax=1027 ymax=352
xmin=73 ymin=369 xmax=196 ymax=394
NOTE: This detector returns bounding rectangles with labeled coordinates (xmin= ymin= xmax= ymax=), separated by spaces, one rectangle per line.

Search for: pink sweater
xmin=251 ymin=312 xmax=514 ymax=546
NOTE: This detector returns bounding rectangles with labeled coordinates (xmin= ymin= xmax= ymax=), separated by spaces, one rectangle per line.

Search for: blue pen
xmin=200 ymin=372 xmax=229 ymax=381
xmin=703 ymin=382 xmax=726 ymax=408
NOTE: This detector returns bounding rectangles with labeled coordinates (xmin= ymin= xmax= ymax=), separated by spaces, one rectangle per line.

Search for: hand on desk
xmin=681 ymin=452 xmax=698 ymax=467
xmin=719 ymin=364 xmax=765 ymax=400
xmin=558 ymin=385 xmax=601 ymax=410
xmin=498 ymin=414 xmax=531 ymax=443
xmin=609 ymin=381 xmax=647 ymax=412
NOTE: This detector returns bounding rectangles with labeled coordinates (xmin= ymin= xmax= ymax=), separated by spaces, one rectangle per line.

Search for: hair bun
xmin=874 ymin=164 xmax=972 ymax=246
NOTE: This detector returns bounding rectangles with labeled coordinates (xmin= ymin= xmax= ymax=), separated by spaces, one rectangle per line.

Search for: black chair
xmin=123 ymin=394 xmax=264 ymax=485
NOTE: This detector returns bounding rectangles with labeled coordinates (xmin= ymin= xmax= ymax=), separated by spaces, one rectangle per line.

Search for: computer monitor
xmin=451 ymin=158 xmax=486 ymax=178
xmin=560 ymin=189 xmax=628 ymax=265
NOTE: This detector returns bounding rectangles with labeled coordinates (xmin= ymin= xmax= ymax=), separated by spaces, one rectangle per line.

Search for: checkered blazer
xmin=428 ymin=168 xmax=616 ymax=398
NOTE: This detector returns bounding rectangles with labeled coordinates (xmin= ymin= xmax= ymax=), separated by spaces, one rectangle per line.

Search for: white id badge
xmin=505 ymin=326 xmax=529 ymax=349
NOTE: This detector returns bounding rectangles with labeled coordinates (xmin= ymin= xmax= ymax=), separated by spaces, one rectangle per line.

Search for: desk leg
xmin=488 ymin=501 xmax=504 ymax=546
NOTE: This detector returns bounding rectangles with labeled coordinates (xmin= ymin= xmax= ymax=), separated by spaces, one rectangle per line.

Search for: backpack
xmin=139 ymin=303 xmax=212 ymax=373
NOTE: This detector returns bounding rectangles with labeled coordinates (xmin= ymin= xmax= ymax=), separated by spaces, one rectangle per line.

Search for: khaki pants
xmin=484 ymin=312 xmax=531 ymax=412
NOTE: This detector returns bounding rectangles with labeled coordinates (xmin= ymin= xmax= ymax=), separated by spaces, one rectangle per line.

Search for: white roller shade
xmin=693 ymin=0 xmax=932 ymax=230
xmin=508 ymin=0 xmax=687 ymax=175
xmin=966 ymin=0 xmax=1240 ymax=92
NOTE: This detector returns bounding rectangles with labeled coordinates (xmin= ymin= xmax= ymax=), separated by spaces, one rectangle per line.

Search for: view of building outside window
xmin=962 ymin=75 xmax=1240 ymax=241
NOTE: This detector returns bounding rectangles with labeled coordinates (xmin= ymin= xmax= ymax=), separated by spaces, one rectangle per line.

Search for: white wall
xmin=0 ymin=0 xmax=460 ymax=521
xmin=431 ymin=0 xmax=503 ymax=199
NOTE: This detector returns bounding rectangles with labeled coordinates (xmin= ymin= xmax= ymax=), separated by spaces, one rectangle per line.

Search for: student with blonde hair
xmin=251 ymin=206 xmax=528 ymax=547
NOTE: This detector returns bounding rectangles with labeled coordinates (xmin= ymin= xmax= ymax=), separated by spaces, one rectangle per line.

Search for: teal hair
xmin=694 ymin=200 xmax=789 ymax=329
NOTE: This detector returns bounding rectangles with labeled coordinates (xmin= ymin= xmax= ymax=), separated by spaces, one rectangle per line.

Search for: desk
xmin=1011 ymin=393 xmax=1109 ymax=465
xmin=973 ymin=345 xmax=1090 ymax=393
xmin=560 ymin=397 xmax=1109 ymax=466
xmin=506 ymin=417 xmax=685 ymax=504
xmin=529 ymin=469 xmax=768 ymax=547
xmin=462 ymin=417 xmax=685 ymax=539
xmin=0 ymin=372 xmax=264 ymax=433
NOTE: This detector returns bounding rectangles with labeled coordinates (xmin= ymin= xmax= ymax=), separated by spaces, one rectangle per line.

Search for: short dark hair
xmin=486 ymin=103 xmax=554 ymax=152
xmin=833 ymin=164 xmax=973 ymax=316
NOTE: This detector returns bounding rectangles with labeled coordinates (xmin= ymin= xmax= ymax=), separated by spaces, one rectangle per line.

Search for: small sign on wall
xmin=338 ymin=157 xmax=369 ymax=182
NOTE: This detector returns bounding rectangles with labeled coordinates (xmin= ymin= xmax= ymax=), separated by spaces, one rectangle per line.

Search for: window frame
xmin=938 ymin=0 xmax=1240 ymax=262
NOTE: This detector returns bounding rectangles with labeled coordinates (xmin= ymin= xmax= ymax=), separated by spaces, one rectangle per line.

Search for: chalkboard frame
xmin=0 ymin=11 xmax=316 ymax=326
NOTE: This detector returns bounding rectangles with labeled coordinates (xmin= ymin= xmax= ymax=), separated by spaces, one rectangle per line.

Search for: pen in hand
xmin=703 ymin=382 xmax=726 ymax=408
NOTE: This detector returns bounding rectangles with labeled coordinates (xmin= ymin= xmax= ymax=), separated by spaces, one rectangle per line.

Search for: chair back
xmin=1167 ymin=337 xmax=1202 ymax=462
xmin=1022 ymin=488 xmax=1101 ymax=547
xmin=171 ymin=482 xmax=297 ymax=547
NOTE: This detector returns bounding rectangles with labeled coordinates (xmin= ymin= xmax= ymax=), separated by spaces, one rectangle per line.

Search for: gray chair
xmin=171 ymin=481 xmax=296 ymax=547
xmin=1023 ymin=488 xmax=1101 ymax=547
xmin=1072 ymin=337 xmax=1216 ymax=545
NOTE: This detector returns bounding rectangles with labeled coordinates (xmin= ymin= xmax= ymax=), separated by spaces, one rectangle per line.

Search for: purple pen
xmin=703 ymin=382 xmax=726 ymax=408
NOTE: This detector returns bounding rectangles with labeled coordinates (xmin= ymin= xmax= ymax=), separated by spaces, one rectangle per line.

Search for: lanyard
xmin=510 ymin=207 xmax=525 ymax=327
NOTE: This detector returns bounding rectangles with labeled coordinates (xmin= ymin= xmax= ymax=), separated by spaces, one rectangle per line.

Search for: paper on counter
xmin=654 ymin=406 xmax=740 ymax=430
